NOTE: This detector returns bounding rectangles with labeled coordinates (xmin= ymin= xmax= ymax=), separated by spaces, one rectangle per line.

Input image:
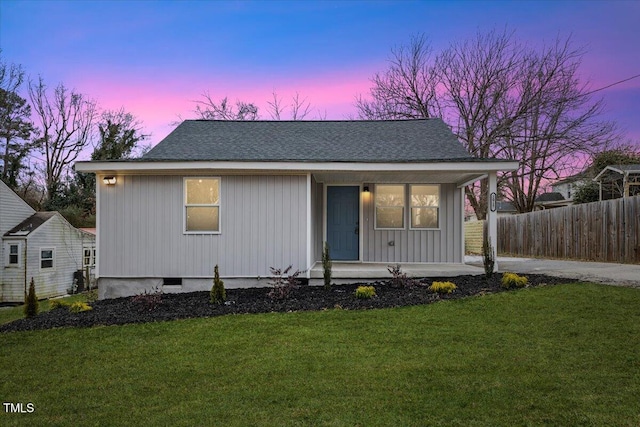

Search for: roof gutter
xmin=75 ymin=160 xmax=519 ymax=175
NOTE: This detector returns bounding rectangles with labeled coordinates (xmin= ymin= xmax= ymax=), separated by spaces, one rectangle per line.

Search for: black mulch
xmin=0 ymin=273 xmax=576 ymax=333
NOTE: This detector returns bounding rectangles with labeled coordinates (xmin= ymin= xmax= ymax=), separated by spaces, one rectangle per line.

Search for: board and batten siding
xmin=98 ymin=175 xmax=308 ymax=278
xmin=362 ymin=183 xmax=463 ymax=263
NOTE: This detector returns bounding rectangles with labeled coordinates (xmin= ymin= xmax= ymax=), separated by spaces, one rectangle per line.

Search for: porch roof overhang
xmin=75 ymin=160 xmax=518 ymax=187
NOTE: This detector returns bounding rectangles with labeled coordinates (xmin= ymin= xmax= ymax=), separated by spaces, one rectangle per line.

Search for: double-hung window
xmin=375 ymin=184 xmax=405 ymax=229
xmin=5 ymin=243 xmax=20 ymax=267
xmin=40 ymin=248 xmax=55 ymax=269
xmin=410 ymin=185 xmax=440 ymax=229
xmin=184 ymin=178 xmax=220 ymax=233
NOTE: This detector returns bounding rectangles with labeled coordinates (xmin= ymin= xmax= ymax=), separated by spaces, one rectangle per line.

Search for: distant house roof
xmin=552 ymin=171 xmax=589 ymax=186
xmin=79 ymin=227 xmax=96 ymax=236
xmin=496 ymin=201 xmax=517 ymax=213
xmin=141 ymin=119 xmax=482 ymax=163
xmin=3 ymin=212 xmax=56 ymax=237
xmin=535 ymin=192 xmax=565 ymax=202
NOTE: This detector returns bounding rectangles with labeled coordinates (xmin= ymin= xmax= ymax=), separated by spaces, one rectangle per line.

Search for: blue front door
xmin=327 ymin=186 xmax=359 ymax=261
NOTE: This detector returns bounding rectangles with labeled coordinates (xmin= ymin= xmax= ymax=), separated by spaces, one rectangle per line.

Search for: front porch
xmin=309 ymin=262 xmax=484 ymax=285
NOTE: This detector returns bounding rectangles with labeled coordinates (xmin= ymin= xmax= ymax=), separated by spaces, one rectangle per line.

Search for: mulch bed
xmin=0 ymin=273 xmax=574 ymax=333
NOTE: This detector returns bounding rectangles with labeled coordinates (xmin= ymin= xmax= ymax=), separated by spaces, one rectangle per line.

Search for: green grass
xmin=1 ymin=283 xmax=640 ymax=426
xmin=0 ymin=293 xmax=91 ymax=326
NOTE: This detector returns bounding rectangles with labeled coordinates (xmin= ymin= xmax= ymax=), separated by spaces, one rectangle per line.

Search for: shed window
xmin=410 ymin=185 xmax=440 ymax=229
xmin=375 ymin=185 xmax=405 ymax=229
xmin=40 ymin=248 xmax=55 ymax=269
xmin=184 ymin=178 xmax=220 ymax=233
xmin=8 ymin=244 xmax=19 ymax=265
xmin=83 ymin=246 xmax=96 ymax=268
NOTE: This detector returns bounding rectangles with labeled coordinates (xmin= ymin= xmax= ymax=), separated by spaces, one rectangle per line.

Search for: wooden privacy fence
xmin=498 ymin=195 xmax=640 ymax=264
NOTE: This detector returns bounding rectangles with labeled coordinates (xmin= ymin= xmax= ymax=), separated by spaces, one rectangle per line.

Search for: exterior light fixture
xmin=103 ymin=176 xmax=117 ymax=185
xmin=363 ymin=186 xmax=370 ymax=193
xmin=490 ymin=192 xmax=497 ymax=212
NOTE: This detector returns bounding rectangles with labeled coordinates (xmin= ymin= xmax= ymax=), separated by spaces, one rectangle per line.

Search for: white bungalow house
xmin=75 ymin=119 xmax=518 ymax=299
xmin=0 ymin=180 xmax=96 ymax=302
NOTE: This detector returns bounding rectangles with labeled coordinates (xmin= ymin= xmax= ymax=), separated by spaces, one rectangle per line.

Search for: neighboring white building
xmin=551 ymin=172 xmax=589 ymax=202
xmin=0 ymin=180 xmax=95 ymax=303
xmin=76 ymin=119 xmax=518 ymax=299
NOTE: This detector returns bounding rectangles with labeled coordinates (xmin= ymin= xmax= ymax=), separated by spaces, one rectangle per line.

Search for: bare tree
xmin=195 ymin=92 xmax=259 ymax=120
xmin=356 ymin=34 xmax=440 ymax=120
xmin=0 ymin=50 xmax=25 ymax=94
xmin=266 ymin=91 xmax=284 ymax=120
xmin=500 ymin=39 xmax=617 ymax=212
xmin=290 ymin=92 xmax=311 ymax=120
xmin=28 ymin=77 xmax=97 ymax=201
xmin=356 ymin=29 xmax=617 ymax=218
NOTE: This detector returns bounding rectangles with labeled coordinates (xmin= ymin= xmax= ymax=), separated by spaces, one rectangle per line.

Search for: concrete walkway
xmin=466 ymin=256 xmax=640 ymax=288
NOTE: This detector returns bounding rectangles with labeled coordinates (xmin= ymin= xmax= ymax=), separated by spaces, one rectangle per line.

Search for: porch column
xmin=487 ymin=171 xmax=498 ymax=272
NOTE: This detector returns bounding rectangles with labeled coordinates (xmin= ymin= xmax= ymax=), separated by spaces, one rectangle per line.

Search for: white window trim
xmin=183 ymin=177 xmax=221 ymax=235
xmin=83 ymin=245 xmax=96 ymax=268
xmin=374 ymin=184 xmax=406 ymax=230
xmin=5 ymin=242 xmax=22 ymax=267
xmin=40 ymin=247 xmax=55 ymax=270
xmin=409 ymin=184 xmax=441 ymax=230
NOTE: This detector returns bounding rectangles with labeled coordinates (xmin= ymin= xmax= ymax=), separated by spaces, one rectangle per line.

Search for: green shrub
xmin=429 ymin=281 xmax=457 ymax=294
xmin=24 ymin=278 xmax=38 ymax=318
xmin=322 ymin=242 xmax=332 ymax=290
xmin=69 ymin=301 xmax=93 ymax=313
xmin=50 ymin=299 xmax=72 ymax=310
xmin=354 ymin=286 xmax=376 ymax=299
xmin=210 ymin=264 xmax=226 ymax=304
xmin=501 ymin=272 xmax=528 ymax=289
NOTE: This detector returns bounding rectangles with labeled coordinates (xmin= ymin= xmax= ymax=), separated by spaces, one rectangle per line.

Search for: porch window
xmin=410 ymin=185 xmax=440 ymax=229
xmin=375 ymin=184 xmax=405 ymax=229
xmin=40 ymin=248 xmax=55 ymax=269
xmin=184 ymin=178 xmax=220 ymax=233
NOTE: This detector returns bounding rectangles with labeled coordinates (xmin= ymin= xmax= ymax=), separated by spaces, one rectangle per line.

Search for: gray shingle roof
xmin=535 ymin=192 xmax=565 ymax=202
xmin=142 ymin=119 xmax=476 ymax=163
xmin=4 ymin=212 xmax=56 ymax=237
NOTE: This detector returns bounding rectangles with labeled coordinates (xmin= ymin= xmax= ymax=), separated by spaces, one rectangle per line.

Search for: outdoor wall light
xmin=363 ymin=186 xmax=370 ymax=193
xmin=103 ymin=176 xmax=117 ymax=185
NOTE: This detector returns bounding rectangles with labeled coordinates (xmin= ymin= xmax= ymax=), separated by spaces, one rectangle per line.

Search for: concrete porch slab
xmin=309 ymin=262 xmax=484 ymax=283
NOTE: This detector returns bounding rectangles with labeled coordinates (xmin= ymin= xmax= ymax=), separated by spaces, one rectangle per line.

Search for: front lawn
xmin=1 ymin=283 xmax=639 ymax=426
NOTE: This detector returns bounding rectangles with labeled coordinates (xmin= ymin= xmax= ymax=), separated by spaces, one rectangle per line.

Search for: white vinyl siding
xmin=184 ymin=178 xmax=220 ymax=233
xmin=0 ymin=181 xmax=35 ymax=236
xmin=375 ymin=184 xmax=405 ymax=229
xmin=98 ymin=175 xmax=308 ymax=278
xmin=410 ymin=185 xmax=440 ymax=229
xmin=0 ymin=215 xmax=94 ymax=303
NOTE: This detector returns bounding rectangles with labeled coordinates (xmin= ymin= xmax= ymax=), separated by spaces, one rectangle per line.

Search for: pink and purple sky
xmin=1 ymin=0 xmax=638 ymax=155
